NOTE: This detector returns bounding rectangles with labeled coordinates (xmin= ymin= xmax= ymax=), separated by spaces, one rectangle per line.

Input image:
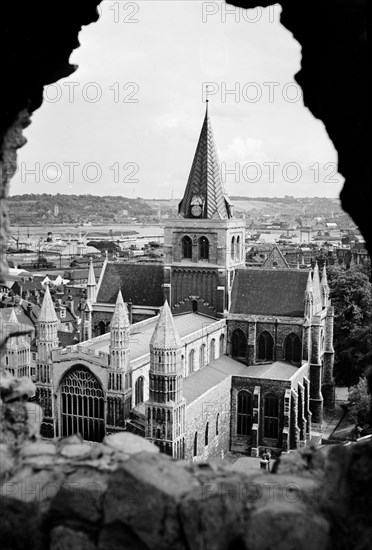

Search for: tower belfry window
xmin=199 ymin=236 xmax=209 ymax=260
xmin=182 ymin=236 xmax=192 ymax=259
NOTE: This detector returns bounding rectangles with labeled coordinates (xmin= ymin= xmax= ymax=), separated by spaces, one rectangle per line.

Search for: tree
xmin=348 ymin=377 xmax=371 ymax=428
xmin=327 ymin=265 xmax=372 ymax=385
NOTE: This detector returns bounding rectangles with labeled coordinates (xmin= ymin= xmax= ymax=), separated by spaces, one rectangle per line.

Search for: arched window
xmin=192 ymin=299 xmax=198 ymax=312
xmin=209 ymin=339 xmax=215 ymax=363
xmin=237 ymin=391 xmax=252 ymax=436
xmin=199 ymin=236 xmax=209 ymax=260
xmin=236 ymin=236 xmax=241 ymax=261
xmin=135 ymin=376 xmax=144 ymax=406
xmin=182 ymin=236 xmax=192 ymax=259
xmin=231 ymin=329 xmax=247 ymax=359
xmin=216 ymin=413 xmax=219 ymax=436
xmin=205 ymin=422 xmax=209 ymax=446
xmin=219 ymin=334 xmax=225 ymax=355
xmin=284 ymin=333 xmax=302 ymax=363
xmin=193 ymin=431 xmax=198 ymax=457
xmin=264 ymin=394 xmax=279 ymax=439
xmin=60 ymin=366 xmax=104 ymax=442
xmin=231 ymin=236 xmax=235 ymax=260
xmin=200 ymin=344 xmax=206 ymax=367
xmin=257 ymin=331 xmax=274 ymax=361
xmin=189 ymin=349 xmax=195 ymax=374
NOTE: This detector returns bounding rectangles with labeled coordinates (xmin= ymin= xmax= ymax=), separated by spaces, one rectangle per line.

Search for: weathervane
xmin=204 ymin=84 xmax=213 ymax=110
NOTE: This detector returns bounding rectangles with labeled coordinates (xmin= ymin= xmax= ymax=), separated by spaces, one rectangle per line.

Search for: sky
xmin=10 ymin=1 xmax=343 ymax=199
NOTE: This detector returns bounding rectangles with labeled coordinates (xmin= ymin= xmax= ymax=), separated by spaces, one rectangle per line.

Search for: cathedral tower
xmin=163 ymin=104 xmax=246 ymax=317
xmin=107 ymin=291 xmax=132 ymax=430
xmin=145 ymin=301 xmax=186 ymax=459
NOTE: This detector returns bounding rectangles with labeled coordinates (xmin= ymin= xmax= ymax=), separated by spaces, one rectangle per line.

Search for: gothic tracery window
xmin=236 ymin=390 xmax=252 ymax=436
xmin=264 ymin=393 xmax=279 ymax=439
xmin=257 ymin=331 xmax=274 ymax=361
xmin=284 ymin=333 xmax=302 ymax=363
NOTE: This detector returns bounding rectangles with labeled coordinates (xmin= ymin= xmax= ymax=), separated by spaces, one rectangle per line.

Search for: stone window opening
xmin=219 ymin=333 xmax=225 ymax=356
xmin=199 ymin=236 xmax=209 ymax=260
xmin=209 ymin=339 xmax=215 ymax=363
xmin=283 ymin=333 xmax=302 ymax=363
xmin=189 ymin=349 xmax=195 ymax=374
xmin=135 ymin=376 xmax=144 ymax=406
xmin=205 ymin=422 xmax=209 ymax=446
xmin=60 ymin=365 xmax=105 ymax=443
xmin=216 ymin=413 xmax=219 ymax=436
xmin=237 ymin=390 xmax=252 ymax=436
xmin=231 ymin=236 xmax=235 ymax=260
xmin=236 ymin=235 xmax=241 ymax=261
xmin=264 ymin=393 xmax=279 ymax=439
xmin=200 ymin=344 xmax=206 ymax=367
xmin=257 ymin=331 xmax=274 ymax=362
xmin=231 ymin=329 xmax=247 ymax=360
xmin=182 ymin=235 xmax=192 ymax=259
xmin=193 ymin=431 xmax=198 ymax=457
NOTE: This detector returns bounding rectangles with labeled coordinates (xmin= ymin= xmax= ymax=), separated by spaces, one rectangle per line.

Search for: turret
xmin=145 ymin=301 xmax=186 ymax=458
xmin=312 ymin=262 xmax=322 ymax=314
xmin=86 ymin=259 xmax=97 ymax=303
xmin=106 ymin=291 xmax=132 ymax=430
xmin=37 ymin=284 xmax=59 ymax=363
xmin=304 ymin=270 xmax=313 ymax=318
xmin=109 ymin=290 xmax=130 ymax=370
xmin=320 ymin=265 xmax=330 ymax=308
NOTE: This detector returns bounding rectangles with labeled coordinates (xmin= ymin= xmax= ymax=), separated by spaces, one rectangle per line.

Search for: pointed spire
xmin=312 ymin=262 xmax=322 ymax=311
xmin=38 ymin=284 xmax=58 ymax=323
xmin=321 ymin=264 xmax=329 ymax=288
xmin=150 ymin=300 xmax=182 ymax=350
xmin=8 ymin=309 xmax=18 ymax=324
xmin=305 ymin=270 xmax=313 ymax=294
xmin=87 ymin=259 xmax=96 ymax=287
xmin=178 ymin=108 xmax=233 ymax=219
xmin=111 ymin=291 xmax=130 ymax=328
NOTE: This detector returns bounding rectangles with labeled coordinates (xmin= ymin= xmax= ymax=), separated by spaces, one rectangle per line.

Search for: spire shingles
xmin=178 ymin=109 xmax=233 ymax=219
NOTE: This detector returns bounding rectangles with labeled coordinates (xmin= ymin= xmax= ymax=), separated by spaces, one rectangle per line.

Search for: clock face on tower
xmin=190 ymin=195 xmax=204 ymax=217
xmin=191 ymin=204 xmax=202 ymax=217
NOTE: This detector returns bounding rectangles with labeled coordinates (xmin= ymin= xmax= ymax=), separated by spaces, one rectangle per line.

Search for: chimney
xmin=68 ymin=295 xmax=74 ymax=313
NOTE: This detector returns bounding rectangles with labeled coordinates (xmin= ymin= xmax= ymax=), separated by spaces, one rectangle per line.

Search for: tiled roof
xmin=261 ymin=244 xmax=290 ymax=269
xmin=96 ymin=263 xmax=165 ymax=306
xmin=178 ymin=107 xmax=232 ymax=220
xmin=230 ymin=268 xmax=308 ymax=317
xmin=184 ymin=356 xmax=248 ymax=404
xmin=0 ymin=306 xmax=36 ymax=332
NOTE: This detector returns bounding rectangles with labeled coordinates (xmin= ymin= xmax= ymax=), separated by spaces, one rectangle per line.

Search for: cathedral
xmin=4 ymin=106 xmax=335 ymax=460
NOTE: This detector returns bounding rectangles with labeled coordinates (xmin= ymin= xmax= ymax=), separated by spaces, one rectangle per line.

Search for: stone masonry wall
xmin=0 ymin=385 xmax=371 ymax=550
xmin=184 ymin=376 xmax=232 ymax=462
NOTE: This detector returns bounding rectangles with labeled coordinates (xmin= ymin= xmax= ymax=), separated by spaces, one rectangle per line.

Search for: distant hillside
xmin=7 ymin=194 xmax=164 ymax=225
xmin=8 ymin=193 xmax=345 ymax=225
